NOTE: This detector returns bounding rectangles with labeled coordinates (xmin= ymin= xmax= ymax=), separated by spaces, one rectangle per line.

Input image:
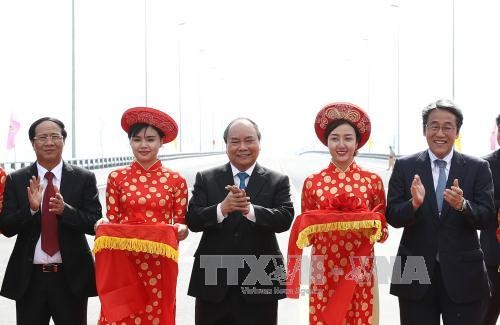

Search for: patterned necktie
xmin=435 ymin=160 xmax=447 ymax=213
xmin=237 ymin=171 xmax=249 ymax=190
xmin=41 ymin=171 xmax=59 ymax=256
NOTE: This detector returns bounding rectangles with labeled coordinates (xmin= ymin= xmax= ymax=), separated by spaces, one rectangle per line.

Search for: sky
xmin=1 ymin=0 xmax=499 ymax=163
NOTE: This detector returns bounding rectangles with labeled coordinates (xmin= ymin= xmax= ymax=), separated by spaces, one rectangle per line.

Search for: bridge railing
xmin=0 ymin=152 xmax=225 ymax=173
xmin=299 ymin=150 xmax=394 ymax=160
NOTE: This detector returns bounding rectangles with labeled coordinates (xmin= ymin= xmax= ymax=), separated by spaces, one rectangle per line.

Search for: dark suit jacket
xmin=481 ymin=149 xmax=500 ymax=266
xmin=386 ymin=150 xmax=495 ymax=304
xmin=0 ymin=162 xmax=102 ymax=300
xmin=186 ymin=162 xmax=294 ymax=303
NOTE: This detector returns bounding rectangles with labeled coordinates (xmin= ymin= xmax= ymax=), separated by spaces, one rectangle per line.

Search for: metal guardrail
xmin=0 ymin=152 xmax=225 ymax=173
xmin=299 ymin=150 xmax=395 ymax=160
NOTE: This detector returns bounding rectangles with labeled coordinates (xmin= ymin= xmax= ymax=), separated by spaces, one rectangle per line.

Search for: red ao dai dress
xmin=98 ymin=160 xmax=188 ymax=325
xmin=301 ymin=161 xmax=388 ymax=325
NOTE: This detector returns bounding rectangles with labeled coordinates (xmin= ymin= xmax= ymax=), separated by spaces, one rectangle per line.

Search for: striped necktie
xmin=435 ymin=160 xmax=447 ymax=213
xmin=41 ymin=171 xmax=59 ymax=255
xmin=237 ymin=171 xmax=249 ymax=190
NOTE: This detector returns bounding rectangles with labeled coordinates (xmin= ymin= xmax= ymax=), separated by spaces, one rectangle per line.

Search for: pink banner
xmin=6 ymin=115 xmax=20 ymax=150
xmin=491 ymin=122 xmax=499 ymax=150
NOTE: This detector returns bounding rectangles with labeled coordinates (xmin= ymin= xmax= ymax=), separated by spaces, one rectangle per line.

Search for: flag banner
xmin=491 ymin=122 xmax=498 ymax=150
xmin=6 ymin=115 xmax=20 ymax=150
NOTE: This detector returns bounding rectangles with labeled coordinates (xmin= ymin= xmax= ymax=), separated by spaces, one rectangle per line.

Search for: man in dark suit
xmin=0 ymin=117 xmax=102 ymax=324
xmin=386 ymin=99 xmax=496 ymax=325
xmin=186 ymin=117 xmax=294 ymax=325
xmin=481 ymin=113 xmax=500 ymax=325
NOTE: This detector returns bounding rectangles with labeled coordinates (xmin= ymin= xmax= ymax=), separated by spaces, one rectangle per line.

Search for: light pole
xmin=391 ymin=2 xmax=400 ymax=155
xmin=177 ymin=22 xmax=185 ymax=152
xmin=71 ymin=0 xmax=76 ymax=158
xmin=361 ymin=38 xmax=370 ymax=115
xmin=198 ymin=49 xmax=204 ymax=152
xmin=144 ymin=0 xmax=148 ymax=106
xmin=452 ymin=0 xmax=455 ymax=100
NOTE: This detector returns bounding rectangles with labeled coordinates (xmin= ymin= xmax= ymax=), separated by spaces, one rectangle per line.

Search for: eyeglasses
xmin=33 ymin=134 xmax=64 ymax=142
xmin=426 ymin=124 xmax=456 ymax=134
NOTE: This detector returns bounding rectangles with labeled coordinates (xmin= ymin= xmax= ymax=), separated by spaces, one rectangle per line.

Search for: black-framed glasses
xmin=425 ymin=124 xmax=456 ymax=134
xmin=33 ymin=134 xmax=64 ymax=142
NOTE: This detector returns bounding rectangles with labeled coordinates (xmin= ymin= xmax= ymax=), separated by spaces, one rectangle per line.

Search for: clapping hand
xmin=410 ymin=174 xmax=425 ymax=210
xmin=444 ymin=178 xmax=464 ymax=210
xmin=27 ymin=176 xmax=42 ymax=211
xmin=176 ymin=224 xmax=189 ymax=241
xmin=220 ymin=185 xmax=250 ymax=216
xmin=49 ymin=187 xmax=65 ymax=215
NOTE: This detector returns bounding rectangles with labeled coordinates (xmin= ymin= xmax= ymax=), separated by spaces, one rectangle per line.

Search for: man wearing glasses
xmin=0 ymin=117 xmax=102 ymax=324
xmin=386 ymin=99 xmax=496 ymax=324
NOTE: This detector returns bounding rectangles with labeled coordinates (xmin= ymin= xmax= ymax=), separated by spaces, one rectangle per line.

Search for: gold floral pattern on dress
xmin=302 ymin=161 xmax=387 ymax=325
xmin=99 ymin=160 xmax=187 ymax=325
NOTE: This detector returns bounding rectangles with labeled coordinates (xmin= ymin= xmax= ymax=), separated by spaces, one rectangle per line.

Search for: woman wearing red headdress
xmin=94 ymin=107 xmax=189 ymax=325
xmin=0 ymin=167 xmax=6 ymax=213
xmin=287 ymin=102 xmax=388 ymax=325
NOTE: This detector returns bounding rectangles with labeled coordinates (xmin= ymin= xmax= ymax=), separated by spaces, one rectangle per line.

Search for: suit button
xmin=234 ymin=232 xmax=240 ymax=245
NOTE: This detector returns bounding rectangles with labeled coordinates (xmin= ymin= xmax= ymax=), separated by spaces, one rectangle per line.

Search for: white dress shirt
xmin=217 ymin=163 xmax=257 ymax=223
xmin=428 ymin=149 xmax=453 ymax=190
xmin=33 ymin=160 xmax=63 ymax=264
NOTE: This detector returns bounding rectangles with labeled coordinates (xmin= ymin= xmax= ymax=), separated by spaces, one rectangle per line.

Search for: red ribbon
xmin=286 ymin=195 xmax=385 ymax=325
xmin=95 ymin=223 xmax=178 ymax=323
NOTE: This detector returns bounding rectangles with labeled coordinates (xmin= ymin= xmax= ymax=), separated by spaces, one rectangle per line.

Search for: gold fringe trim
xmin=296 ymin=220 xmax=382 ymax=249
xmin=93 ymin=236 xmax=178 ymax=262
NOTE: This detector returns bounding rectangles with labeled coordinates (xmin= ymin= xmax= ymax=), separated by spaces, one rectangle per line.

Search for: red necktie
xmin=41 ymin=171 xmax=59 ymax=256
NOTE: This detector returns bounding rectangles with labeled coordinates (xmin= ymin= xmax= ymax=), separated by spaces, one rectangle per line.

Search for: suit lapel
xmin=441 ymin=152 xmax=466 ymax=217
xmin=245 ymin=163 xmax=268 ymax=200
xmin=223 ymin=163 xmax=268 ymax=231
xmin=216 ymin=163 xmax=235 ymax=193
xmin=59 ymin=162 xmax=73 ymax=196
xmin=218 ymin=163 xmax=243 ymax=229
xmin=27 ymin=163 xmax=41 ymax=225
xmin=415 ymin=151 xmax=440 ymax=218
xmin=28 ymin=163 xmax=38 ymax=179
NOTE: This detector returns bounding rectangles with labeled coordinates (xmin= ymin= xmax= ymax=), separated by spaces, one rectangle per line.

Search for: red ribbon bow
xmin=327 ymin=193 xmax=367 ymax=211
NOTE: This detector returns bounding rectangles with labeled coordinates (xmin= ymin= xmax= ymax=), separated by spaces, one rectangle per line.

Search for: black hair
xmin=223 ymin=117 xmax=261 ymax=144
xmin=324 ymin=119 xmax=361 ymax=144
xmin=28 ymin=117 xmax=67 ymax=142
xmin=422 ymin=99 xmax=463 ymax=133
xmin=127 ymin=123 xmax=165 ymax=140
xmin=496 ymin=114 xmax=500 ymax=126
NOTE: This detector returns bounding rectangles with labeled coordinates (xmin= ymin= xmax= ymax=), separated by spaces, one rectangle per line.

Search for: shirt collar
xmin=428 ymin=148 xmax=454 ymax=167
xmin=329 ymin=159 xmax=357 ymax=173
xmin=37 ymin=160 xmax=63 ymax=181
xmin=133 ymin=159 xmax=162 ymax=171
xmin=230 ymin=162 xmax=256 ymax=177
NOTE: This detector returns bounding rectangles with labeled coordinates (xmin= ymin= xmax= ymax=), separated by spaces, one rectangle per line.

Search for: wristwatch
xmin=457 ymin=198 xmax=467 ymax=212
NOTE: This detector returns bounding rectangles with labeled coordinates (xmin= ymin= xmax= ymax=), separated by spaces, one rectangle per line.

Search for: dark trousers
xmin=195 ymin=287 xmax=278 ymax=325
xmin=483 ymin=265 xmax=500 ymax=325
xmin=399 ymin=263 xmax=487 ymax=325
xmin=16 ymin=268 xmax=87 ymax=325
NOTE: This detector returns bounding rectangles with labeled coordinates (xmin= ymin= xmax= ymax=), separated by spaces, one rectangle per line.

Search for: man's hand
xmin=444 ymin=178 xmax=464 ymax=210
xmin=220 ymin=185 xmax=250 ymax=216
xmin=411 ymin=174 xmax=425 ymax=210
xmin=27 ymin=176 xmax=42 ymax=211
xmin=49 ymin=187 xmax=65 ymax=215
xmin=176 ymin=224 xmax=189 ymax=241
xmin=94 ymin=217 xmax=110 ymax=231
